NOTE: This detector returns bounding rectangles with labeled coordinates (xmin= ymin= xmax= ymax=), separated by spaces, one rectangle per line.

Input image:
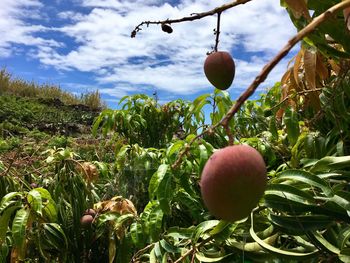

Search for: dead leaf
xmin=304 ymin=49 xmax=317 ymax=90
xmin=316 ymin=53 xmax=329 ymax=80
xmin=284 ymin=0 xmax=311 ymax=20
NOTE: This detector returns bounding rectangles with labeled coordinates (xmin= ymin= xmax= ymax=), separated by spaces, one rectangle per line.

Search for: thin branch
xmin=214 ymin=12 xmax=222 ymax=52
xmin=171 ymin=0 xmax=350 ymax=169
xmin=173 ymin=236 xmax=214 ymax=263
xmin=131 ymin=0 xmax=252 ymax=37
xmin=268 ymin=87 xmax=324 ymax=111
xmin=130 ymin=243 xmax=155 ymax=263
xmin=219 ymin=1 xmax=350 ymax=128
xmin=0 ymin=150 xmax=20 ymax=177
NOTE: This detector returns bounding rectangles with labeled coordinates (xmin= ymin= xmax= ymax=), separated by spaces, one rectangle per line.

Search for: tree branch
xmin=213 ymin=12 xmax=222 ymax=52
xmin=173 ymin=236 xmax=214 ymax=263
xmin=171 ymin=0 xmax=350 ymax=169
xmin=131 ymin=0 xmax=252 ymax=37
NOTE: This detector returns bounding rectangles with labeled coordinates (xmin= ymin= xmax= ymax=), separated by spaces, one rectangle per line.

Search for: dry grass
xmin=0 ymin=68 xmax=106 ymax=110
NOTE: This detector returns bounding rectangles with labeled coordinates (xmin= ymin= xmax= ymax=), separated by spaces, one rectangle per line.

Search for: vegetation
xmin=0 ymin=69 xmax=106 ymax=110
xmin=1 ymin=0 xmax=350 ymax=262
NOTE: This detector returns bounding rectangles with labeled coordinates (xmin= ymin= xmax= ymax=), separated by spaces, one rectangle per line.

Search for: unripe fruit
xmin=30 ymin=183 xmax=38 ymax=188
xmin=161 ymin=23 xmax=173 ymax=34
xmin=80 ymin=214 xmax=94 ymax=228
xmin=200 ymin=145 xmax=267 ymax=222
xmin=204 ymin=51 xmax=235 ymax=90
xmin=84 ymin=208 xmax=96 ymax=217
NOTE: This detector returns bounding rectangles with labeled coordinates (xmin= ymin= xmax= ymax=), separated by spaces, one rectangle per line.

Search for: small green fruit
xmin=200 ymin=145 xmax=267 ymax=222
xmin=204 ymin=51 xmax=235 ymax=90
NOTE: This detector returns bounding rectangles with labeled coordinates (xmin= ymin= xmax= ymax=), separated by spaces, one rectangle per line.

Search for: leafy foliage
xmin=2 ymin=0 xmax=350 ymax=262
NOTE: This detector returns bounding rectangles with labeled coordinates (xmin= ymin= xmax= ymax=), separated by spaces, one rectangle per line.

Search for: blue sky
xmin=0 ymin=0 xmax=298 ymax=108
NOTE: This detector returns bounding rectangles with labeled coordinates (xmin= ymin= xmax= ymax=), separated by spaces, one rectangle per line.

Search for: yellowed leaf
xmin=316 ymin=53 xmax=329 ymax=80
xmin=94 ymin=197 xmax=137 ymax=215
xmin=304 ymin=49 xmax=317 ymax=90
xmin=284 ymin=0 xmax=311 ymax=20
xmin=108 ymin=231 xmax=116 ymax=263
xmin=328 ymin=59 xmax=341 ymax=75
xmin=293 ymin=49 xmax=304 ymax=88
xmin=281 ymin=67 xmax=292 ymax=87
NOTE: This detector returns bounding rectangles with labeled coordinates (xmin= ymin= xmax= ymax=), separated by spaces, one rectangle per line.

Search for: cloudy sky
xmin=0 ymin=0 xmax=298 ymax=107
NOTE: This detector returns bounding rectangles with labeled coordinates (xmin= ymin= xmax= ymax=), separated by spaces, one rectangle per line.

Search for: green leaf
xmin=195 ymin=252 xmax=232 ymax=262
xmin=0 ymin=192 xmax=22 ymax=213
xmin=250 ymin=211 xmax=319 ymax=259
xmin=192 ymin=220 xmax=219 ymax=243
xmin=158 ymin=172 xmax=173 ymax=214
xmin=35 ymin=188 xmax=57 ymax=221
xmin=141 ymin=201 xmax=164 ymax=242
xmin=269 ymin=213 xmax=333 ymax=233
xmin=310 ymin=156 xmax=350 ymax=172
xmin=269 ymin=116 xmax=278 ymax=139
xmin=329 ymin=191 xmax=350 ymax=214
xmin=167 ymin=141 xmax=185 ymax=158
xmin=149 ymin=247 xmax=157 ymax=263
xmin=12 ymin=207 xmax=30 ymax=260
xmin=226 ymin=233 xmax=278 ymax=252
xmin=198 ymin=144 xmax=209 ymax=173
xmin=27 ymin=189 xmax=43 ymax=216
xmin=284 ymin=107 xmax=300 ymax=146
xmin=159 ymin=239 xmax=181 ymax=254
xmin=149 ymin=164 xmax=169 ymax=200
xmin=41 ymin=223 xmax=68 ymax=252
xmin=130 ymin=222 xmax=145 ymax=248
xmin=153 ymin=241 xmax=163 ymax=262
xmin=264 ymin=184 xmax=316 ymax=212
xmin=340 ymin=248 xmax=350 ymax=263
xmin=310 ymin=231 xmax=340 ymax=255
xmin=272 ymin=169 xmax=332 ymax=196
xmin=209 ymin=220 xmax=230 ymax=236
xmin=0 ymin=205 xmax=20 ymax=242
xmin=175 ymin=190 xmax=202 ymax=221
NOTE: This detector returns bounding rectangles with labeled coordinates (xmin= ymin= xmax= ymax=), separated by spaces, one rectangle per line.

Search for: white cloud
xmin=0 ymin=0 xmax=62 ymax=58
xmin=1 ymin=0 xmax=297 ymax=99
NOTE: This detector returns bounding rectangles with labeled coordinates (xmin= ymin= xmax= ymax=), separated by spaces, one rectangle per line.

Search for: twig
xmin=131 ymin=0 xmax=252 ymax=37
xmin=214 ymin=12 xmax=222 ymax=52
xmin=173 ymin=236 xmax=214 ymax=263
xmin=0 ymin=150 xmax=20 ymax=177
xmin=268 ymin=87 xmax=324 ymax=111
xmin=130 ymin=243 xmax=155 ymax=263
xmin=171 ymin=0 xmax=350 ymax=169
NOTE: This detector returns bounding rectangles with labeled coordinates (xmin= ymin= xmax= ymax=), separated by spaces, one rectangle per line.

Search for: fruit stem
xmin=214 ymin=12 xmax=222 ymax=52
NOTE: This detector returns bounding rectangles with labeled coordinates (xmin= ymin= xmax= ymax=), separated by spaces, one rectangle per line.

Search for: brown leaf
xmin=94 ymin=197 xmax=137 ymax=216
xmin=304 ymin=49 xmax=317 ymax=90
xmin=316 ymin=53 xmax=329 ymax=80
xmin=328 ymin=59 xmax=341 ymax=75
xmin=293 ymin=49 xmax=304 ymax=88
xmin=281 ymin=67 xmax=292 ymax=88
xmin=284 ymin=0 xmax=311 ymax=20
xmin=344 ymin=7 xmax=350 ymax=31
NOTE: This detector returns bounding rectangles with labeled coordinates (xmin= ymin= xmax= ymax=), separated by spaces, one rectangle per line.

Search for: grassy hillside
xmin=0 ymin=69 xmax=115 ymax=165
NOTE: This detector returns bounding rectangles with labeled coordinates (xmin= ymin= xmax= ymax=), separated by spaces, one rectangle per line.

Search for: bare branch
xmin=212 ymin=12 xmax=222 ymax=52
xmin=131 ymin=0 xmax=252 ymax=37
